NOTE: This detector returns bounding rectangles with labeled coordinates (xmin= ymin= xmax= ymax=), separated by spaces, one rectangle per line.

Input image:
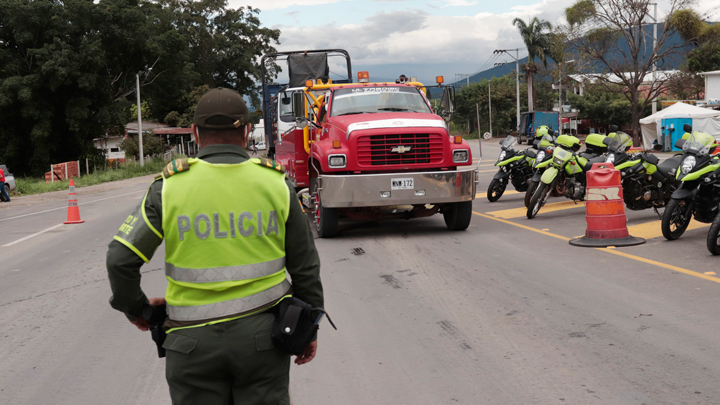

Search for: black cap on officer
xmin=194 ymin=88 xmax=249 ymax=130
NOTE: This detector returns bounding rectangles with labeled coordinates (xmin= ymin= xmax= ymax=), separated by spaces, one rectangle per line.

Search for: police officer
xmin=106 ymin=88 xmax=324 ymax=404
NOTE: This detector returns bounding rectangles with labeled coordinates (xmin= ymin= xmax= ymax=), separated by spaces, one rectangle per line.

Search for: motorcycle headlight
xmin=536 ymin=151 xmax=545 ymax=161
xmin=606 ymin=154 xmax=615 ymax=163
xmin=681 ymin=156 xmax=696 ymax=174
xmin=553 ymin=156 xmax=564 ymax=166
xmin=498 ymin=151 xmax=506 ymax=161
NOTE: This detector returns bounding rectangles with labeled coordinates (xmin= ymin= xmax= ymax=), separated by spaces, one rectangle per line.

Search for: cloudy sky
xmin=231 ymin=0 xmax=720 ymax=84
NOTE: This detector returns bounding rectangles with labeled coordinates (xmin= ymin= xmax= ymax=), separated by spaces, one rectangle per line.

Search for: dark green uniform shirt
xmin=106 ymin=145 xmax=323 ymax=325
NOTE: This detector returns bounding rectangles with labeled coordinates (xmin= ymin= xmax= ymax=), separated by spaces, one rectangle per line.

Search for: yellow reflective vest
xmin=161 ymin=158 xmax=291 ymax=323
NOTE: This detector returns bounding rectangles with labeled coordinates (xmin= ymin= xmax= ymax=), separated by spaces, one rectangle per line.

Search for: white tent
xmin=640 ymin=102 xmax=720 ymax=147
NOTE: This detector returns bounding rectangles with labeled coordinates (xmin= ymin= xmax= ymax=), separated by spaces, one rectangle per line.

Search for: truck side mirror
xmin=292 ymin=92 xmax=305 ymax=119
xmin=282 ymin=95 xmax=291 ymax=105
xmin=441 ymin=86 xmax=454 ymax=117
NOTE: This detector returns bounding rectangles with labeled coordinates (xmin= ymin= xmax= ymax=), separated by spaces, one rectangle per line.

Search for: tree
xmin=566 ymin=83 xmax=651 ymax=129
xmin=564 ymin=0 xmax=696 ymax=145
xmin=451 ymin=74 xmax=527 ymax=135
xmin=0 ymin=0 xmax=279 ymax=176
xmin=513 ymin=17 xmax=553 ymax=113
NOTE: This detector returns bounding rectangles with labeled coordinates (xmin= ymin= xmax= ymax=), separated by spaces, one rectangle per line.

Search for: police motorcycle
xmin=486 ymin=134 xmax=535 ymax=202
xmin=661 ymin=126 xmax=720 ymax=240
xmin=603 ymin=131 xmax=680 ymax=214
xmin=523 ymin=129 xmax=558 ymax=207
xmin=526 ymin=134 xmax=608 ymax=219
xmin=523 ymin=126 xmax=566 ymax=207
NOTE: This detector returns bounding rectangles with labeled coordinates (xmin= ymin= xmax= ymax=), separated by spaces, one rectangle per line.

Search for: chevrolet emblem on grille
xmin=390 ymin=146 xmax=412 ymax=154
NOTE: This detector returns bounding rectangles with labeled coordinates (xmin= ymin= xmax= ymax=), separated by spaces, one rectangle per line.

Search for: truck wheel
xmin=443 ymin=201 xmax=473 ymax=231
xmin=311 ymin=178 xmax=338 ymax=238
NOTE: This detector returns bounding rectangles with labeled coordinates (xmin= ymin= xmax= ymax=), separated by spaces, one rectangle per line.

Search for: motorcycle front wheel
xmin=527 ymin=181 xmax=552 ymax=219
xmin=661 ymin=198 xmax=693 ymax=240
xmin=524 ymin=180 xmax=538 ymax=208
xmin=487 ymin=178 xmax=507 ymax=202
xmin=707 ymin=215 xmax=720 ymax=255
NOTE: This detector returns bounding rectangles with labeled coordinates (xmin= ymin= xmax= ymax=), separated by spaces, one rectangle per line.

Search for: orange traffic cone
xmin=63 ymin=180 xmax=84 ymax=224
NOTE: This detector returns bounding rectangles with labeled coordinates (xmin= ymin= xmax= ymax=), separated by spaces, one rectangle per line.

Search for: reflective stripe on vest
xmin=165 ymin=256 xmax=286 ymax=283
xmin=166 ymin=279 xmax=291 ymax=321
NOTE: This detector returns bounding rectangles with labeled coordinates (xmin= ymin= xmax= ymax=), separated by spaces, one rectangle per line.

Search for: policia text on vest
xmin=176 ymin=211 xmax=281 ymax=240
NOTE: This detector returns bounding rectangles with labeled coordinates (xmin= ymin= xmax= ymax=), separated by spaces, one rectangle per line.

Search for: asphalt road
xmin=2 ymin=141 xmax=720 ymax=404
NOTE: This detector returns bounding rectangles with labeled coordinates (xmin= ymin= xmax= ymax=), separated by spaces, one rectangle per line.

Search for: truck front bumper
xmin=319 ymin=168 xmax=478 ymax=208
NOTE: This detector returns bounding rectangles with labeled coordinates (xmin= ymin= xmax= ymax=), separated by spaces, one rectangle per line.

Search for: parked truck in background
xmin=518 ymin=111 xmax=560 ymax=144
xmin=260 ymin=49 xmax=479 ymax=237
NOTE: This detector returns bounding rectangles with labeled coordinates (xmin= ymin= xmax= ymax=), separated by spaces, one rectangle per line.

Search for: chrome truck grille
xmin=357 ymin=133 xmax=444 ymax=166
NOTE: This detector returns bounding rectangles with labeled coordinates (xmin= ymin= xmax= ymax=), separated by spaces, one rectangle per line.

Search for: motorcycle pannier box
xmin=556 ymin=134 xmax=581 ymax=150
xmin=584 ymin=134 xmax=608 ymax=155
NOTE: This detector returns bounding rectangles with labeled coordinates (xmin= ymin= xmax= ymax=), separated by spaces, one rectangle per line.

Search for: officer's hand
xmin=129 ymin=297 xmax=167 ymax=331
xmin=294 ymin=341 xmax=317 ymax=365
xmin=130 ymin=317 xmax=149 ymax=331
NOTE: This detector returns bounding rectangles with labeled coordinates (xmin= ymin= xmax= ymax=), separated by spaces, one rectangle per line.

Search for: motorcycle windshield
xmin=683 ymin=131 xmax=715 ymax=156
xmin=501 ymin=135 xmax=517 ymax=150
xmin=607 ymin=132 xmax=632 ymax=153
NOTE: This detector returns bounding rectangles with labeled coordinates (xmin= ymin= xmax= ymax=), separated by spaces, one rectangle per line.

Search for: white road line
xmin=2 ymin=223 xmax=64 ymax=247
xmin=0 ymin=190 xmax=145 ymax=222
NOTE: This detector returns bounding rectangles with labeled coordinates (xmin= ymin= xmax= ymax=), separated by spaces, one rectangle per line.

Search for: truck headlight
xmin=681 ymin=156 xmax=696 ymax=174
xmin=453 ymin=150 xmax=469 ymax=163
xmin=328 ymin=154 xmax=346 ymax=168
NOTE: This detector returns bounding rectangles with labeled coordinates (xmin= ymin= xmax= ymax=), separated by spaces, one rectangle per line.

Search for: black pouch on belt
xmin=271 ymin=297 xmax=336 ymax=355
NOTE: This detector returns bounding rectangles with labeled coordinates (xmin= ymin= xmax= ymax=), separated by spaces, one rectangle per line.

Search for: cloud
xmin=443 ymin=0 xmax=478 ymax=6
xmin=235 ymin=0 xmax=341 ymax=10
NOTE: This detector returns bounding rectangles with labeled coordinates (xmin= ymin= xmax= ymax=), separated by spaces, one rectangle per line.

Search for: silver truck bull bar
xmin=318 ymin=168 xmax=478 ymax=208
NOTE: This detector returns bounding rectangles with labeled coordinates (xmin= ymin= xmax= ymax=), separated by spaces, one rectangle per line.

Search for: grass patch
xmin=13 ymin=156 xmax=177 ymax=196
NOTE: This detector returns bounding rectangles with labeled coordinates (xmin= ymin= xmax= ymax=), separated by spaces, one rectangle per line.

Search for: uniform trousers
xmin=164 ymin=312 xmax=290 ymax=405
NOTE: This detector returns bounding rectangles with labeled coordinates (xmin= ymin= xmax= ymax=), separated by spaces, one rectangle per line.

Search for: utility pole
xmin=558 ymin=60 xmax=575 ymax=134
xmin=476 ymin=103 xmax=480 ymax=136
xmin=488 ymin=81 xmax=492 ymax=136
xmin=136 ymin=74 xmax=144 ymax=167
xmin=456 ymin=73 xmax=471 ymax=87
xmin=494 ymin=48 xmax=524 ymax=133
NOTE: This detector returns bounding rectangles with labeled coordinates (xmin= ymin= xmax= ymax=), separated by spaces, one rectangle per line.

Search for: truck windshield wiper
xmin=337 ymin=111 xmax=368 ymax=116
xmin=378 ymin=107 xmax=409 ymax=112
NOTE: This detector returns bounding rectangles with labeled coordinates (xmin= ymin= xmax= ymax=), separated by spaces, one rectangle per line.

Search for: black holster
xmin=148 ymin=304 xmax=168 ymax=358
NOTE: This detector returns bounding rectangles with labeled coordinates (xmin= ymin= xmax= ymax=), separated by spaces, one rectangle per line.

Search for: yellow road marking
xmin=486 ymin=200 xmax=585 ymax=219
xmin=472 ymin=212 xmax=720 ymax=285
xmin=476 ymin=190 xmax=520 ymax=198
xmin=625 ymin=219 xmax=709 ymax=240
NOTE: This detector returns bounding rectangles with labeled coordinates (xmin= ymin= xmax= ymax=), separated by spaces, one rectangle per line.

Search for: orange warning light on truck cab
xmin=358 ymin=71 xmax=369 ymax=83
xmin=436 ymin=76 xmax=444 ymax=84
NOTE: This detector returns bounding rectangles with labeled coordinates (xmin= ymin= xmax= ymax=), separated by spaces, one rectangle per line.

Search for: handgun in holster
xmin=147 ymin=304 xmax=168 ymax=358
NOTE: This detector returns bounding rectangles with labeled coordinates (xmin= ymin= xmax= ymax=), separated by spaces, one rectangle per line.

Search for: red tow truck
xmin=260 ymin=49 xmax=480 ymax=237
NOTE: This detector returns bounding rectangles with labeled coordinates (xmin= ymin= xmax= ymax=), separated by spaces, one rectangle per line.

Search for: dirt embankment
xmin=0 ymin=174 xmax=158 ymax=209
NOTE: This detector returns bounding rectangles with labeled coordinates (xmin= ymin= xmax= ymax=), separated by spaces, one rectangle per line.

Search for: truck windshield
xmin=330 ymin=87 xmax=431 ymax=117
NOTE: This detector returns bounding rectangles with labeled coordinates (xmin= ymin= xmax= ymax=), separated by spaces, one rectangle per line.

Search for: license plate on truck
xmin=391 ymin=178 xmax=414 ymax=190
